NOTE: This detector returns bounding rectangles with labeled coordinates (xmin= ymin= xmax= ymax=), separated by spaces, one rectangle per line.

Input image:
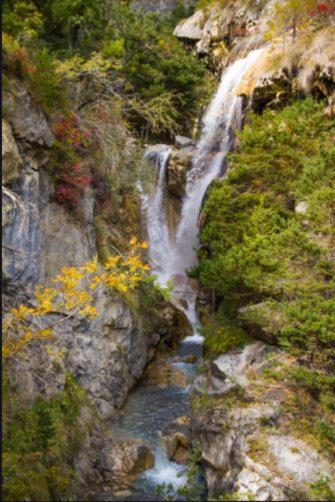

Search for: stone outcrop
xmin=2 ymin=119 xmax=22 ymax=184
xmin=190 ymin=342 xmax=335 ymax=499
xmin=173 ymin=9 xmax=206 ymax=40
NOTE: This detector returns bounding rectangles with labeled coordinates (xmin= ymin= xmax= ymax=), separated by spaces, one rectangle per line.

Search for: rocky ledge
xmin=189 ymin=342 xmax=335 ymax=500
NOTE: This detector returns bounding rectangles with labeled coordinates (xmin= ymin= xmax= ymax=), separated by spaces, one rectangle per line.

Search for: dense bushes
xmin=2 ymin=0 xmax=209 ymax=136
xmin=195 ymin=99 xmax=335 ymax=422
xmin=3 ymin=373 xmax=91 ymax=501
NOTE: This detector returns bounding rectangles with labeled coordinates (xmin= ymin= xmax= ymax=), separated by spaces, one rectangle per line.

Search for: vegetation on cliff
xmin=195 ymin=98 xmax=335 ymax=457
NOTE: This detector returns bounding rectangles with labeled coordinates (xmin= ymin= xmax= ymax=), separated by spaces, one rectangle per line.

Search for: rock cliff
xmin=2 ymin=76 xmax=190 ymax=489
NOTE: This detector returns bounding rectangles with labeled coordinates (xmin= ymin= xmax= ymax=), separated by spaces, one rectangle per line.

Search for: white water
xmin=144 ymin=48 xmax=263 ymax=288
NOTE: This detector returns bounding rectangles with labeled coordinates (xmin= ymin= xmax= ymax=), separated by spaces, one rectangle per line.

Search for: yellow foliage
xmin=3 ymin=239 xmax=149 ymax=360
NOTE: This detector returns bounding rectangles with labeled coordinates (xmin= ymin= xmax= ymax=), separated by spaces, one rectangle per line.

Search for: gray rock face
xmin=3 ymin=79 xmax=55 ymax=147
xmin=191 ymin=341 xmax=334 ymax=499
xmin=65 ymin=295 xmax=148 ymax=418
xmin=2 ymin=79 xmax=189 ymax=423
xmin=192 ymin=404 xmax=279 ymax=497
xmin=3 ymin=169 xmax=41 ymax=293
xmin=2 ymin=119 xmax=22 ymax=184
xmin=234 ymin=454 xmax=289 ymax=501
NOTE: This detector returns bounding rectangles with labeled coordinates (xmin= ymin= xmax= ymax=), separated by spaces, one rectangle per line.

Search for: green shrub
xmin=2 ymin=373 xmax=90 ymax=501
xmin=196 ymin=98 xmax=335 ymax=412
xmin=309 ymin=477 xmax=335 ymax=501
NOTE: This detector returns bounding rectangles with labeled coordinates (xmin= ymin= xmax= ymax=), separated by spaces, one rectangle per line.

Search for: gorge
xmin=2 ymin=0 xmax=335 ymax=501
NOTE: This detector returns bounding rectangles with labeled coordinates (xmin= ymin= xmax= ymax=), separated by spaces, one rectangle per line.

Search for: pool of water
xmin=106 ymin=333 xmax=203 ymax=501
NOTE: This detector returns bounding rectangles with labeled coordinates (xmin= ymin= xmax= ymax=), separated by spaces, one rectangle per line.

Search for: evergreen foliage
xmin=2 ymin=373 xmax=90 ymax=501
xmin=195 ymin=99 xmax=335 ymax=430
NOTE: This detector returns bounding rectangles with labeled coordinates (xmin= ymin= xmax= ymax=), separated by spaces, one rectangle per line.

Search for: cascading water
xmin=144 ymin=48 xmax=264 ymax=281
xmin=174 ymin=48 xmax=264 ymax=273
xmin=109 ymin=49 xmax=264 ymax=501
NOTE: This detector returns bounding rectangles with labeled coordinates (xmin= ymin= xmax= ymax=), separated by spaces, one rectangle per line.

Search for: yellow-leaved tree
xmin=3 ymin=237 xmax=149 ymax=360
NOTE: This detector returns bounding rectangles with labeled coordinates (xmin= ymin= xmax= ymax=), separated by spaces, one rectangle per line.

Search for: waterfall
xmin=145 ymin=147 xmax=172 ymax=281
xmin=173 ymin=48 xmax=264 ymax=273
xmin=144 ymin=49 xmax=263 ymax=287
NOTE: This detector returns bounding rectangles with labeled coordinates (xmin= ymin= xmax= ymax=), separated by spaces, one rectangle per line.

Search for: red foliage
xmin=54 ymin=115 xmax=96 ymax=152
xmin=53 ymin=115 xmax=96 ymax=212
xmin=309 ymin=1 xmax=335 ymax=16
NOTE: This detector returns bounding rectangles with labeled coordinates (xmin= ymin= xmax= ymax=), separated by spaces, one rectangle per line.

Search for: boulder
xmin=2 ymin=119 xmax=22 ymax=184
xmin=98 ymin=439 xmax=154 ymax=489
xmin=144 ymin=357 xmax=189 ymax=388
xmin=175 ymin=135 xmax=195 ymax=148
xmin=160 ymin=415 xmax=191 ymax=464
xmin=193 ymin=342 xmax=277 ymax=398
xmin=173 ymin=10 xmax=206 ymax=40
xmin=211 ymin=342 xmax=276 ymax=387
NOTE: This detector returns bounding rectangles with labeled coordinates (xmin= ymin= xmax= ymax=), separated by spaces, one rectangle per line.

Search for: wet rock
xmin=124 ymin=443 xmax=155 ymax=474
xmin=173 ymin=445 xmax=190 ymax=464
xmin=161 ymin=415 xmax=191 ymax=464
xmin=2 ymin=119 xmax=22 ymax=184
xmin=144 ymin=357 xmax=189 ymax=387
xmin=144 ymin=144 xmax=170 ymax=164
xmin=179 ymin=355 xmax=198 ymax=364
xmin=173 ymin=10 xmax=206 ymax=40
xmin=167 ymin=146 xmax=196 ymax=199
xmin=98 ymin=440 xmax=154 ymax=489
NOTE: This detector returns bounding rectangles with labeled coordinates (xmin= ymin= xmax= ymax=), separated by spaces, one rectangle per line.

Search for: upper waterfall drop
xmin=173 ymin=48 xmax=264 ymax=273
xmin=143 ymin=48 xmax=264 ymax=286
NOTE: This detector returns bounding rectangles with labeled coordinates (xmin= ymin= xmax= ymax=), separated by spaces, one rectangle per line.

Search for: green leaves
xmin=196 ymin=97 xmax=335 ymax=389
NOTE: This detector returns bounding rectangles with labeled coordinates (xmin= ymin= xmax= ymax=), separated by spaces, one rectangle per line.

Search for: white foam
xmin=144 ymin=456 xmax=187 ymax=490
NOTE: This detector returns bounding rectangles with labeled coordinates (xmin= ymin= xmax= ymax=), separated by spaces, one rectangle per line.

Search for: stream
xmin=102 ymin=48 xmax=264 ymax=501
